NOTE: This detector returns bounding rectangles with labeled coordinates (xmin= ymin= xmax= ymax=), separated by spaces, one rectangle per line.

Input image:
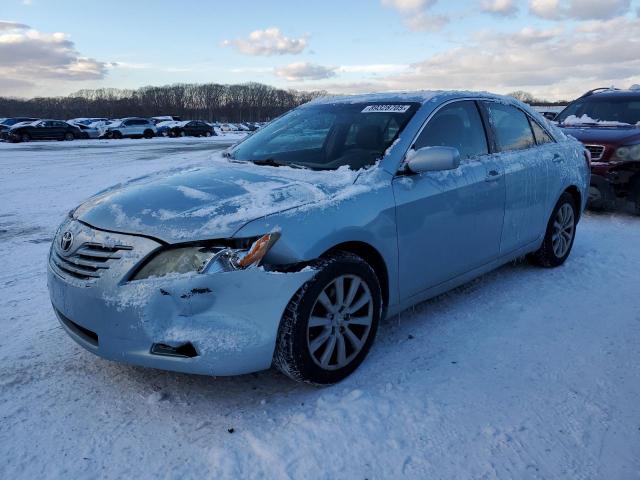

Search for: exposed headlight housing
xmin=612 ymin=144 xmax=640 ymax=162
xmin=131 ymin=232 xmax=280 ymax=281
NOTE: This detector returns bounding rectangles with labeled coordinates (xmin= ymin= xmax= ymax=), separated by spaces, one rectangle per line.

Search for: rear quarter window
xmin=530 ymin=120 xmax=555 ymax=145
xmin=484 ymin=102 xmax=536 ymax=152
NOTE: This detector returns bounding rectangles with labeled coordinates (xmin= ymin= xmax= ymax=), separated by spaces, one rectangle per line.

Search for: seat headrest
xmin=355 ymin=124 xmax=383 ymax=150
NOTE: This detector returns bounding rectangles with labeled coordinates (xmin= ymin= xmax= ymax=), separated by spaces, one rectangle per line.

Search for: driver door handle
xmin=485 ymin=170 xmax=502 ymax=182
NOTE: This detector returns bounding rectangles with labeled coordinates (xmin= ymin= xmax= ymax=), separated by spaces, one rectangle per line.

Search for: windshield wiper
xmin=251 ymin=158 xmax=308 ymax=169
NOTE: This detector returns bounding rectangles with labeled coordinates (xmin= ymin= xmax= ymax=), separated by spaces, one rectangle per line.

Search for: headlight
xmin=131 ymin=233 xmax=280 ymax=280
xmin=612 ymin=144 xmax=640 ymax=161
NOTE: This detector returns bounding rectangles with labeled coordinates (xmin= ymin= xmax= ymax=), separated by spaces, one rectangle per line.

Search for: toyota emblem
xmin=60 ymin=231 xmax=74 ymax=252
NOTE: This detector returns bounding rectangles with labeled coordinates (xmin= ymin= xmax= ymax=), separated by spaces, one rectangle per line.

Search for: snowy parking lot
xmin=1 ymin=137 xmax=639 ymax=479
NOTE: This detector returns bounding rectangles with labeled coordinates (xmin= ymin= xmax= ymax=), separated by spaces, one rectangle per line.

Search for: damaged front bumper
xmin=47 ymin=220 xmax=316 ymax=376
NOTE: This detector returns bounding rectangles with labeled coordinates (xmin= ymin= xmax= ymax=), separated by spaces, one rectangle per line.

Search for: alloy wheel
xmin=552 ymin=203 xmax=575 ymax=258
xmin=306 ymin=274 xmax=373 ymax=370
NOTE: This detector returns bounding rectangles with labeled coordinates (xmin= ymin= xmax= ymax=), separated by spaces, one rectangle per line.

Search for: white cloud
xmin=481 ymin=0 xmax=519 ymax=16
xmin=381 ymin=0 xmax=449 ymax=31
xmin=306 ymin=16 xmax=640 ymax=101
xmin=529 ymin=0 xmax=631 ymax=20
xmin=0 ymin=21 xmax=109 ymax=95
xmin=381 ymin=0 xmax=436 ymax=12
xmin=0 ymin=21 xmax=30 ymax=31
xmin=338 ymin=64 xmax=410 ymax=74
xmin=405 ymin=12 xmax=450 ymax=31
xmin=273 ymin=63 xmax=410 ymax=82
xmin=274 ymin=62 xmax=337 ymax=81
xmin=529 ymin=0 xmax=561 ymax=18
xmin=568 ymin=0 xmax=631 ymax=19
xmin=223 ymin=28 xmax=307 ymax=56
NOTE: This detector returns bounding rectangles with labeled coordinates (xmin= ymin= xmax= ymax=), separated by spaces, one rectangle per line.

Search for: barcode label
xmin=361 ymin=105 xmax=411 ymax=113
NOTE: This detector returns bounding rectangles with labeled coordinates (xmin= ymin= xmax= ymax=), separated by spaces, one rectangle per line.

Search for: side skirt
xmin=387 ymin=238 xmax=541 ymax=318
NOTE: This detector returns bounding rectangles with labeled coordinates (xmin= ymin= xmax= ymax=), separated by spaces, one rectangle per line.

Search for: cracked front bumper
xmin=47 ymin=221 xmax=315 ymax=376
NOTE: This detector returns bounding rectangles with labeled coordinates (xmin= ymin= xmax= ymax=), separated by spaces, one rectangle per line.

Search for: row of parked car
xmin=0 ymin=115 xmax=266 ymax=143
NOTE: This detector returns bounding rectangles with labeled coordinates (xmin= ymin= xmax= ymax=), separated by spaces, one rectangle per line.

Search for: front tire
xmin=111 ymin=130 xmax=122 ymax=139
xmin=587 ymin=175 xmax=615 ymax=211
xmin=629 ymin=175 xmax=640 ymax=216
xmin=64 ymin=132 xmax=74 ymax=141
xmin=274 ymin=252 xmax=381 ymax=385
xmin=530 ymin=192 xmax=577 ymax=267
xmin=21 ymin=133 xmax=31 ymax=142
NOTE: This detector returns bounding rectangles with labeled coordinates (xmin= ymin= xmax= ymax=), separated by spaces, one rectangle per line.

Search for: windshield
xmin=2 ymin=118 xmax=28 ymax=126
xmin=229 ymin=102 xmax=420 ymax=170
xmin=556 ymin=96 xmax=640 ymax=126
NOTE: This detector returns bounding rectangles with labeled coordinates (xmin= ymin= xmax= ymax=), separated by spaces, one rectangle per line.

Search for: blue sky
xmin=1 ymin=0 xmax=639 ymax=100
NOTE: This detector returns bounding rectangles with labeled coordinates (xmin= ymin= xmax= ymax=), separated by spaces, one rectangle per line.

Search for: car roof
xmin=582 ymin=89 xmax=640 ymax=99
xmin=305 ymin=90 xmax=522 ymax=107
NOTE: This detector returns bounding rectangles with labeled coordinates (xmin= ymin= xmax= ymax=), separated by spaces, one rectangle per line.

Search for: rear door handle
xmin=552 ymin=153 xmax=563 ymax=163
xmin=485 ymin=170 xmax=501 ymax=182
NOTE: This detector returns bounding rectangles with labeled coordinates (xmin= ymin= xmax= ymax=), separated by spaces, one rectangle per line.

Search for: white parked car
xmin=103 ymin=118 xmax=157 ymax=139
xmin=74 ymin=123 xmax=102 ymax=139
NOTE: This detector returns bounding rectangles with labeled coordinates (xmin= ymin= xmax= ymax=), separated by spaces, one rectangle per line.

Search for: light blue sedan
xmin=48 ymin=91 xmax=590 ymax=384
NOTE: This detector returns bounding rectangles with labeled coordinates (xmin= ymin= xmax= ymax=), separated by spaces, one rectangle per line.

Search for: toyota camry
xmin=48 ymin=91 xmax=590 ymax=384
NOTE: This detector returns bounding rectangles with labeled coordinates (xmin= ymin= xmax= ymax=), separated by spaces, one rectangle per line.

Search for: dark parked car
xmin=556 ymin=87 xmax=640 ymax=213
xmin=0 ymin=117 xmax=38 ymax=137
xmin=4 ymin=119 xmax=82 ymax=142
xmin=169 ymin=120 xmax=215 ymax=137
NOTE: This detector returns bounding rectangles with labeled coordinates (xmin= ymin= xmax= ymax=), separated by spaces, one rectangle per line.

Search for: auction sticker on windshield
xmin=361 ymin=105 xmax=411 ymax=113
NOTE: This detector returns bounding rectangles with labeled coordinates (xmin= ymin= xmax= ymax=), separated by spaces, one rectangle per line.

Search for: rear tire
xmin=529 ymin=192 xmax=577 ymax=268
xmin=143 ymin=129 xmax=154 ymax=139
xmin=64 ymin=132 xmax=74 ymax=141
xmin=274 ymin=252 xmax=381 ymax=385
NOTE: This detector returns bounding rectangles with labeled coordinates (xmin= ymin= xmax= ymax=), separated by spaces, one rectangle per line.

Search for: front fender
xmin=233 ymin=177 xmax=401 ymax=307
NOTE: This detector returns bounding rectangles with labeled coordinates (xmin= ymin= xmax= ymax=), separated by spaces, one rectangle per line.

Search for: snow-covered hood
xmin=559 ymin=125 xmax=640 ymax=145
xmin=73 ymin=159 xmax=368 ymax=243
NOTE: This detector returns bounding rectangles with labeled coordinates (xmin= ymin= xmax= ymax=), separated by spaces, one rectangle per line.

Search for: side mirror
xmin=542 ymin=112 xmax=557 ymax=120
xmin=405 ymin=146 xmax=461 ymax=174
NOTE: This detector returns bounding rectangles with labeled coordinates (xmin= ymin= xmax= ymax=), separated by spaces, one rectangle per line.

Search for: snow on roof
xmin=306 ymin=90 xmax=523 ymax=106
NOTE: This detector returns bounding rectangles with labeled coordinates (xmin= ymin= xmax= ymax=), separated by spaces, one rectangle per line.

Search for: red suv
xmin=555 ymin=87 xmax=640 ymax=214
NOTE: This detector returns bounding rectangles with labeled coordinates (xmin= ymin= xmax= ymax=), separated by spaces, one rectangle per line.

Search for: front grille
xmin=52 ymin=242 xmax=132 ymax=281
xmin=585 ymin=144 xmax=605 ymax=161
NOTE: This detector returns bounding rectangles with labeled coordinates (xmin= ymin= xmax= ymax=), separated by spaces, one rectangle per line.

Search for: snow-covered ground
xmin=1 ymin=137 xmax=639 ymax=479
xmin=531 ymin=105 xmax=566 ymax=114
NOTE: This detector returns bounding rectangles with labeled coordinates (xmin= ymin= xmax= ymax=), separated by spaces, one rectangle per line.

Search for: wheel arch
xmin=320 ymin=241 xmax=389 ymax=315
xmin=564 ymin=185 xmax=582 ymax=221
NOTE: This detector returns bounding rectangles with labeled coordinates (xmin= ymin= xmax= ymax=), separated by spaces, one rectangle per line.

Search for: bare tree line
xmin=507 ymin=91 xmax=569 ymax=106
xmin=0 ymin=82 xmax=326 ymax=122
